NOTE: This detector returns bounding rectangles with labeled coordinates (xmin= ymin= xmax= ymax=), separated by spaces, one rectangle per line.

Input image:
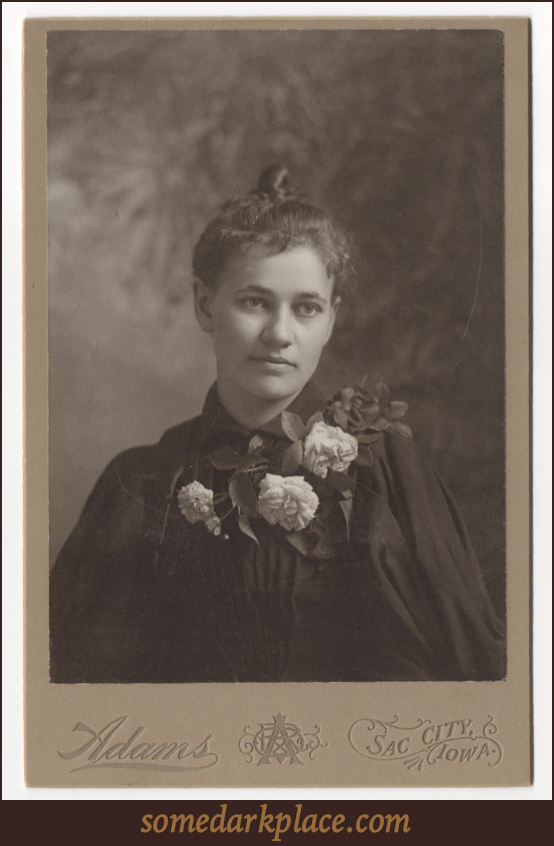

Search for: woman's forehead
xmin=217 ymin=245 xmax=334 ymax=297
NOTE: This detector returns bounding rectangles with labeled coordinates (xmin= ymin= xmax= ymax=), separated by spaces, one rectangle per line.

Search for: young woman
xmin=50 ymin=166 xmax=506 ymax=684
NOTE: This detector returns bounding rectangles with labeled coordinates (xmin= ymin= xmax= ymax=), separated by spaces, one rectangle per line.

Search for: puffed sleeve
xmin=350 ymin=431 xmax=506 ymax=681
xmin=49 ymin=446 xmax=164 ymax=683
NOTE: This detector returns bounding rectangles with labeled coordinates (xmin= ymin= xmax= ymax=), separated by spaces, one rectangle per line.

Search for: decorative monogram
xmin=239 ymin=713 xmax=327 ymax=765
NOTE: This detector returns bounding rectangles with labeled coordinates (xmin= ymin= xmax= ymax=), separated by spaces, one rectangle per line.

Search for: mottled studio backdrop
xmin=47 ymin=29 xmax=505 ymax=616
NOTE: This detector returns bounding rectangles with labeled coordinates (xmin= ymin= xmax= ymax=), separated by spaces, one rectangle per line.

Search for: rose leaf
xmin=207 ymin=446 xmax=240 ymax=470
xmin=341 ymin=387 xmax=356 ymax=408
xmin=339 ymin=498 xmax=354 ymax=542
xmin=228 ymin=471 xmax=258 ymax=518
xmin=238 ymin=513 xmax=260 ymax=545
xmin=385 ymin=400 xmax=409 ymax=420
xmin=372 ymin=381 xmax=390 ymax=404
xmin=238 ymin=451 xmax=269 ymax=472
xmin=280 ymin=440 xmax=303 ymax=475
xmin=392 ymin=421 xmax=413 ymax=438
xmin=305 ymin=411 xmax=325 ymax=434
xmin=368 ymin=416 xmax=390 ymax=432
xmin=281 ymin=411 xmax=306 ymax=442
xmin=360 ymin=401 xmax=380 ymax=419
xmin=356 ymin=432 xmax=384 ymax=444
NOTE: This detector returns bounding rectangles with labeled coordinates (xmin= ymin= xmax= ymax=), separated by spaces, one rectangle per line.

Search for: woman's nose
xmin=261 ymin=307 xmax=294 ymax=346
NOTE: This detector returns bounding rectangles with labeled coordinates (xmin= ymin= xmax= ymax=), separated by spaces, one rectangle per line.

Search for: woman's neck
xmin=216 ymin=379 xmax=303 ymax=431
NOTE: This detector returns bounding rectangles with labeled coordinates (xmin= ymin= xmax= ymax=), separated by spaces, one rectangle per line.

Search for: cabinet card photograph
xmin=24 ymin=16 xmax=531 ymax=787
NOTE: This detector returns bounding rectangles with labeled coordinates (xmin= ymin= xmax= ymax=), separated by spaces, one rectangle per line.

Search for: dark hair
xmin=192 ymin=165 xmax=354 ymax=297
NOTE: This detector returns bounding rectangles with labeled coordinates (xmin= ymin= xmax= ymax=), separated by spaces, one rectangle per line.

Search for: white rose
xmin=177 ymin=481 xmax=214 ymax=523
xmin=258 ymin=473 xmax=319 ymax=532
xmin=302 ymin=421 xmax=358 ymax=478
xmin=204 ymin=514 xmax=222 ymax=536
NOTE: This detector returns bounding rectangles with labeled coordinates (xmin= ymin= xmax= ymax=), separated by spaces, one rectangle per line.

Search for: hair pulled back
xmin=192 ymin=165 xmax=354 ymax=297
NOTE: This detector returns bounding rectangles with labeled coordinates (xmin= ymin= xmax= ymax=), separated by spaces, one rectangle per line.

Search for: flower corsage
xmin=177 ymin=379 xmax=411 ymax=559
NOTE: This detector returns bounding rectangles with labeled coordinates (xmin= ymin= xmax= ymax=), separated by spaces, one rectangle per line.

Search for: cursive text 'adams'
xmin=57 ymin=716 xmax=218 ymax=773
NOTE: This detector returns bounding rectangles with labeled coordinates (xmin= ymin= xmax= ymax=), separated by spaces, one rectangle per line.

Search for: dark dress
xmin=49 ymin=381 xmax=506 ymax=683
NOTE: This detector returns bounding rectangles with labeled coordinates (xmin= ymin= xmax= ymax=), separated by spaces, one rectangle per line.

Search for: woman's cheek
xmin=215 ymin=309 xmax=249 ymax=340
xmin=301 ymin=321 xmax=330 ymax=355
xmin=235 ymin=312 xmax=265 ymax=341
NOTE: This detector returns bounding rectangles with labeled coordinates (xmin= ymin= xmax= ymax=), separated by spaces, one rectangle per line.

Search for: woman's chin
xmin=246 ymin=373 xmax=306 ymax=403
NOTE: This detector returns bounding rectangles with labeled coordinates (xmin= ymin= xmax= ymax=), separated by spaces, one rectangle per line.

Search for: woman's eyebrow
xmin=235 ymin=284 xmax=326 ymax=302
xmin=292 ymin=291 xmax=327 ymax=302
xmin=235 ymin=285 xmax=274 ymax=295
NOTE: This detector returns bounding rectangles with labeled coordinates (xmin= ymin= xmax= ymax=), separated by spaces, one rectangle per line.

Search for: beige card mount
xmin=24 ymin=17 xmax=531 ymax=787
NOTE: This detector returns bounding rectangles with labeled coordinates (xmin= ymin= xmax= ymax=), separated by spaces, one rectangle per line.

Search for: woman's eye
xmin=241 ymin=297 xmax=266 ymax=309
xmin=295 ymin=303 xmax=321 ymax=316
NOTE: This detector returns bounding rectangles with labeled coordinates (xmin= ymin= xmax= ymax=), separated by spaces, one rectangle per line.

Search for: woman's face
xmin=194 ymin=245 xmax=339 ymax=407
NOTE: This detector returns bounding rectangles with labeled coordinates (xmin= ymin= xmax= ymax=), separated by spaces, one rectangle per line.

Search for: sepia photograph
xmin=20 ymin=13 xmax=534 ymax=790
xmin=48 ymin=28 xmax=506 ymax=685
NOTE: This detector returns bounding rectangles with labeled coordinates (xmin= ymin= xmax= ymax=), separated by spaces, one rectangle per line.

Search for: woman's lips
xmin=251 ymin=356 xmax=296 ymax=369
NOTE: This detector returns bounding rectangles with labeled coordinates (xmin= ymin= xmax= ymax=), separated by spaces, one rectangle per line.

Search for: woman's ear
xmin=324 ymin=295 xmax=341 ymax=345
xmin=193 ymin=281 xmax=214 ymax=333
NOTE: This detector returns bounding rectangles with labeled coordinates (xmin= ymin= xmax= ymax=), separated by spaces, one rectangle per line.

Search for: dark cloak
xmin=50 ymin=382 xmax=506 ymax=683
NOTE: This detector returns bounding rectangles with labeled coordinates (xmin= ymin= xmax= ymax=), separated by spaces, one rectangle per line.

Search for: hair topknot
xmin=192 ymin=165 xmax=355 ymax=296
xmin=256 ymin=164 xmax=298 ymax=202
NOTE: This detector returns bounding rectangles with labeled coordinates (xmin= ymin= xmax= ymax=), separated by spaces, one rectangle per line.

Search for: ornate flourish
xmin=238 ymin=725 xmax=256 ymax=764
xmin=303 ymin=725 xmax=328 ymax=761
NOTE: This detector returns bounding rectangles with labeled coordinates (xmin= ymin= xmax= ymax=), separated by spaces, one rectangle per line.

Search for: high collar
xmin=199 ymin=380 xmax=325 ymax=447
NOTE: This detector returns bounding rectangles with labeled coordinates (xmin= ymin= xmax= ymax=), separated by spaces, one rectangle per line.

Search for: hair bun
xmin=257 ymin=164 xmax=297 ymax=201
